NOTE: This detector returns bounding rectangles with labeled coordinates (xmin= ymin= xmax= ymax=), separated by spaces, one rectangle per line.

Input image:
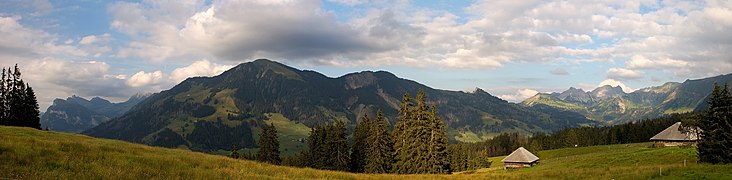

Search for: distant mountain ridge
xmin=84 ymin=59 xmax=594 ymax=152
xmin=523 ymin=74 xmax=732 ymax=124
xmin=41 ymin=94 xmax=149 ymax=133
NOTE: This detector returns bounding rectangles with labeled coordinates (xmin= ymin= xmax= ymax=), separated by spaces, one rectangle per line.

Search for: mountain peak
xmin=591 ymin=85 xmax=626 ymax=100
xmin=557 ymin=87 xmax=592 ymax=104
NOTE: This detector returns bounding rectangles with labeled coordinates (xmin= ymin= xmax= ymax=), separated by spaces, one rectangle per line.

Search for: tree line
xmin=0 ymin=64 xmax=40 ymax=129
xmin=232 ymin=90 xmax=466 ymax=174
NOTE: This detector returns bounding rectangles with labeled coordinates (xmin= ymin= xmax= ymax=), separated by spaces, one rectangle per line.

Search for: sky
xmin=1 ymin=0 xmax=731 ymax=111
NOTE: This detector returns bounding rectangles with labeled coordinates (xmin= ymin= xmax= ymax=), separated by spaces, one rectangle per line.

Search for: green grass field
xmin=1 ymin=125 xmax=731 ymax=179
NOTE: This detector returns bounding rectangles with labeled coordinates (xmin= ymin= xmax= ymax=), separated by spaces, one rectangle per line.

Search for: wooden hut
xmin=650 ymin=122 xmax=700 ymax=147
xmin=501 ymin=147 xmax=539 ymax=169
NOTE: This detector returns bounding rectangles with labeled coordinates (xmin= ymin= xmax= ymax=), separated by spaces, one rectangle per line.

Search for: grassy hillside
xmin=2 ymin=126 xmax=731 ymax=179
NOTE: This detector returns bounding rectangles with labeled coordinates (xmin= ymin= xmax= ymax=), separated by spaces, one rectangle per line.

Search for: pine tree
xmin=393 ymin=90 xmax=450 ymax=174
xmin=392 ymin=92 xmax=414 ymax=173
xmin=326 ymin=120 xmax=350 ymax=171
xmin=256 ymin=123 xmax=281 ymax=165
xmin=22 ymin=84 xmax=40 ymax=129
xmin=427 ymin=104 xmax=451 ymax=173
xmin=306 ymin=124 xmax=327 ymax=169
xmin=698 ymin=83 xmax=732 ymax=164
xmin=365 ymin=109 xmax=394 ymax=173
xmin=350 ymin=113 xmax=371 ymax=173
xmin=0 ymin=68 xmax=7 ymax=124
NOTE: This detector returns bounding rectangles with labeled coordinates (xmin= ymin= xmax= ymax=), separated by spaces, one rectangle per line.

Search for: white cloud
xmin=499 ymin=88 xmax=539 ymax=102
xmin=607 ymin=67 xmax=643 ymax=79
xmin=170 ymin=59 xmax=233 ymax=83
xmin=126 ymin=70 xmax=164 ymax=88
xmin=79 ymin=33 xmax=111 ymax=45
xmin=598 ymin=79 xmax=633 ymax=93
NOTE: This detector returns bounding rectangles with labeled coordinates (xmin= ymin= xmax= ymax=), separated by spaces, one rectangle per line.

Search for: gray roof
xmin=502 ymin=147 xmax=539 ymax=163
xmin=650 ymin=122 xmax=700 ymax=141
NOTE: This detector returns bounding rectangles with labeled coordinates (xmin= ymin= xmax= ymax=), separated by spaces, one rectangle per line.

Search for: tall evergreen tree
xmin=0 ymin=68 xmax=7 ymax=124
xmin=392 ymin=92 xmax=413 ymax=173
xmin=256 ymin=123 xmax=281 ymax=165
xmin=350 ymin=114 xmax=371 ymax=173
xmin=393 ymin=90 xmax=450 ymax=174
xmin=21 ymin=84 xmax=40 ymax=129
xmin=427 ymin=104 xmax=451 ymax=173
xmin=306 ymin=124 xmax=327 ymax=168
xmin=698 ymin=83 xmax=732 ymax=164
xmin=365 ymin=109 xmax=394 ymax=173
xmin=326 ymin=120 xmax=350 ymax=171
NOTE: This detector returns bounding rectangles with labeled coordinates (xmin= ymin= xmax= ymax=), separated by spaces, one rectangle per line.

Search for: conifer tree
xmin=256 ymin=123 xmax=281 ymax=165
xmin=326 ymin=120 xmax=350 ymax=171
xmin=307 ymin=124 xmax=327 ymax=168
xmin=698 ymin=83 xmax=732 ymax=164
xmin=392 ymin=92 xmax=414 ymax=173
xmin=427 ymin=104 xmax=451 ymax=173
xmin=393 ymin=90 xmax=451 ymax=174
xmin=21 ymin=84 xmax=40 ymax=129
xmin=350 ymin=114 xmax=371 ymax=172
xmin=0 ymin=68 xmax=7 ymax=124
xmin=365 ymin=109 xmax=394 ymax=173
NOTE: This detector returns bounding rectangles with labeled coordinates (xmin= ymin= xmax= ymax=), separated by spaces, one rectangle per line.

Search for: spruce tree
xmin=326 ymin=120 xmax=350 ymax=171
xmin=427 ymin=104 xmax=451 ymax=173
xmin=307 ymin=125 xmax=327 ymax=169
xmin=699 ymin=83 xmax=732 ymax=164
xmin=393 ymin=90 xmax=450 ymax=174
xmin=256 ymin=123 xmax=281 ymax=165
xmin=350 ymin=114 xmax=371 ymax=173
xmin=365 ymin=109 xmax=394 ymax=173
xmin=0 ymin=68 xmax=7 ymax=124
xmin=22 ymin=84 xmax=40 ymax=129
xmin=392 ymin=92 xmax=414 ymax=173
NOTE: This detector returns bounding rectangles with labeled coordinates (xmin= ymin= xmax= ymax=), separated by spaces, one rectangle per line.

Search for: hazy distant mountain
xmin=84 ymin=59 xmax=593 ymax=151
xmin=40 ymin=94 xmax=149 ymax=133
xmin=523 ymin=74 xmax=732 ymax=124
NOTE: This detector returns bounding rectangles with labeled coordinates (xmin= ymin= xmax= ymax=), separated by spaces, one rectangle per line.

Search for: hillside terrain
xmin=3 ymin=126 xmax=730 ymax=179
xmin=83 ymin=59 xmax=593 ymax=152
xmin=40 ymin=94 xmax=148 ymax=133
xmin=523 ymin=73 xmax=732 ymax=124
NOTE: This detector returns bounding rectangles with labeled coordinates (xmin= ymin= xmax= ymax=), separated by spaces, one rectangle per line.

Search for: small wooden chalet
xmin=501 ymin=147 xmax=539 ymax=169
xmin=650 ymin=122 xmax=700 ymax=147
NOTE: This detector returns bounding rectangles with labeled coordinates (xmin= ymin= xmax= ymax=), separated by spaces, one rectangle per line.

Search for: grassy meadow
xmin=2 ymin=125 xmax=731 ymax=179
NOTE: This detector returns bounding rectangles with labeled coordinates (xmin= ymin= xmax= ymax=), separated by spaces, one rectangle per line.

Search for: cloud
xmin=625 ymin=55 xmax=689 ymax=70
xmin=549 ymin=68 xmax=569 ymax=75
xmin=79 ymin=34 xmax=111 ymax=45
xmin=104 ymin=0 xmax=732 ymax=78
xmin=607 ymin=67 xmax=643 ymax=79
xmin=126 ymin=71 xmax=164 ymax=88
xmin=598 ymin=79 xmax=633 ymax=93
xmin=170 ymin=59 xmax=233 ymax=83
xmin=499 ymin=88 xmax=539 ymax=102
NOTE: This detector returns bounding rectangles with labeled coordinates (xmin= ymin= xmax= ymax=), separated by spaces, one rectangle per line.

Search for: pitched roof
xmin=502 ymin=147 xmax=539 ymax=163
xmin=650 ymin=122 xmax=700 ymax=141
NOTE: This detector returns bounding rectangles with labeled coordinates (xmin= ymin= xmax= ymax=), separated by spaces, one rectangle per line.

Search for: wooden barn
xmin=501 ymin=147 xmax=539 ymax=169
xmin=650 ymin=122 xmax=700 ymax=147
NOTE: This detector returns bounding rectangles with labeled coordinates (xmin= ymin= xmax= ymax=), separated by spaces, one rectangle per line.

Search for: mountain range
xmin=76 ymin=59 xmax=731 ymax=153
xmin=82 ymin=59 xmax=593 ymax=152
xmin=40 ymin=94 xmax=148 ymax=133
xmin=522 ymin=73 xmax=732 ymax=124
